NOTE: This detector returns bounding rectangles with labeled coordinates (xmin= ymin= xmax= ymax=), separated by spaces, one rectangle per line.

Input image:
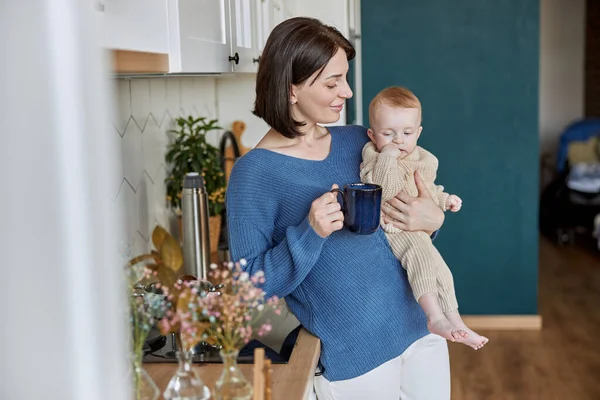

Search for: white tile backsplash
xmin=130 ymin=79 xmax=151 ymax=130
xmin=165 ymin=79 xmax=182 ymax=119
xmin=149 ymin=79 xmax=168 ymax=124
xmin=108 ymin=125 xmax=125 ymax=201
xmin=115 ymin=178 xmax=138 ymax=248
xmin=130 ymin=231 xmax=151 ymax=264
xmin=113 ymin=76 xmax=218 ymax=255
xmin=113 ymin=74 xmax=267 ymax=256
xmin=142 ymin=114 xmax=168 ymax=182
xmin=121 ymin=121 xmax=144 ymax=188
xmin=112 ymin=74 xmax=301 ymax=348
xmin=136 ymin=172 xmax=153 ymax=242
xmin=217 ymin=74 xmax=269 ymax=148
xmin=152 ymin=164 xmax=171 ymax=230
xmin=113 ymin=80 xmax=132 ymax=135
xmin=181 ymin=78 xmax=215 ymax=117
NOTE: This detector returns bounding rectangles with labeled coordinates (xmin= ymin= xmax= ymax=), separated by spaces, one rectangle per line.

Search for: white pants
xmin=313 ymin=334 xmax=450 ymax=400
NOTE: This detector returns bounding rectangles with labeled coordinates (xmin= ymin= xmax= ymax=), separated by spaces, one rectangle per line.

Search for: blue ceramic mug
xmin=330 ymin=183 xmax=382 ymax=235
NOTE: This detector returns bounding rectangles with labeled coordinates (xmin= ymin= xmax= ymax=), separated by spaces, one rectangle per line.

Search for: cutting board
xmin=224 ymin=120 xmax=251 ymax=184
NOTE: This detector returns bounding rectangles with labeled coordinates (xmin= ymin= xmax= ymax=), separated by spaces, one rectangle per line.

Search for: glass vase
xmin=213 ymin=349 xmax=253 ymax=400
xmin=163 ymin=349 xmax=211 ymax=400
xmin=131 ymin=353 xmax=160 ymax=400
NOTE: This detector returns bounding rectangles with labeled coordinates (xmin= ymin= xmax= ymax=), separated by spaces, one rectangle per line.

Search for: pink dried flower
xmin=192 ymin=261 xmax=283 ymax=352
xmin=257 ymin=324 xmax=272 ymax=337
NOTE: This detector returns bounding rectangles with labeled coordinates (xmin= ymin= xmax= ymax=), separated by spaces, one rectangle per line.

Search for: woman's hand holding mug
xmin=309 ymin=184 xmax=344 ymax=238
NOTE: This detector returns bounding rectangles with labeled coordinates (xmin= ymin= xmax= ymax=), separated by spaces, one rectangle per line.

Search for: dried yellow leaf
xmin=160 ymin=232 xmax=183 ymax=272
xmin=151 ymin=225 xmax=169 ymax=250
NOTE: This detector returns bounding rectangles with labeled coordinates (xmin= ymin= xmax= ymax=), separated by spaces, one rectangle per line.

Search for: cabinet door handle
xmin=252 ymin=56 xmax=260 ymax=64
xmin=228 ymin=53 xmax=240 ymax=65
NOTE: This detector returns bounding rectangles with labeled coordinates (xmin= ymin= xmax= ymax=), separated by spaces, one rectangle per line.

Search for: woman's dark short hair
xmin=253 ymin=17 xmax=355 ymax=139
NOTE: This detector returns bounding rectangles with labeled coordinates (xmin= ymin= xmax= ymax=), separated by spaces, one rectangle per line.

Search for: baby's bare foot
xmin=456 ymin=325 xmax=489 ymax=350
xmin=445 ymin=311 xmax=489 ymax=350
xmin=427 ymin=315 xmax=467 ymax=342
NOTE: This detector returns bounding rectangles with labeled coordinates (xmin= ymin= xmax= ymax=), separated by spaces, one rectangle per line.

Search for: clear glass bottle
xmin=213 ymin=349 xmax=253 ymax=400
xmin=131 ymin=354 xmax=160 ymax=400
xmin=163 ymin=349 xmax=211 ymax=400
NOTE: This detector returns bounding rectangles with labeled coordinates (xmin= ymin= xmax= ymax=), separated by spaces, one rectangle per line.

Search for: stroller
xmin=539 ymin=118 xmax=600 ymax=245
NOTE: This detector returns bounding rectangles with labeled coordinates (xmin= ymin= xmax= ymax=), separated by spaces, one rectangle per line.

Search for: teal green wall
xmin=361 ymin=0 xmax=539 ymax=314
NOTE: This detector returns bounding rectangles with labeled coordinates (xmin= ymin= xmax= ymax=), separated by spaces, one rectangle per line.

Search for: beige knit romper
xmin=360 ymin=142 xmax=459 ymax=312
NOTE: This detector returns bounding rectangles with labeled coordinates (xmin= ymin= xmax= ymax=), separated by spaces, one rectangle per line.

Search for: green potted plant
xmin=165 ymin=116 xmax=226 ymax=252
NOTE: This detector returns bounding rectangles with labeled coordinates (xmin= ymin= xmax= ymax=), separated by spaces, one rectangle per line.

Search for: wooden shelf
xmin=111 ymin=50 xmax=169 ymax=74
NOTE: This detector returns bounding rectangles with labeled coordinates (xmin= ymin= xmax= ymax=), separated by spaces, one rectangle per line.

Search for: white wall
xmin=539 ymin=0 xmax=586 ymax=156
xmin=216 ymin=74 xmax=269 ymax=148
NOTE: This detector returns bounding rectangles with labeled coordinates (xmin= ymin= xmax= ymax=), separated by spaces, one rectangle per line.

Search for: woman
xmin=227 ymin=17 xmax=450 ymax=399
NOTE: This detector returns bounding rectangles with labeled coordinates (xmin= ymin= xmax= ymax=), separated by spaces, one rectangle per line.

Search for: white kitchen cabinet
xmin=285 ymin=0 xmax=349 ymax=37
xmin=270 ymin=0 xmax=293 ymax=29
xmin=230 ymin=0 xmax=261 ymax=73
xmin=168 ymin=0 xmax=234 ymax=73
xmin=102 ymin=0 xmax=343 ymax=75
xmin=249 ymin=0 xmax=295 ymax=66
xmin=255 ymin=0 xmax=270 ymax=52
xmin=103 ymin=0 xmax=243 ymax=74
xmin=232 ymin=0 xmax=291 ymax=72
xmin=103 ymin=0 xmax=169 ymax=53
xmin=255 ymin=0 xmax=350 ymax=54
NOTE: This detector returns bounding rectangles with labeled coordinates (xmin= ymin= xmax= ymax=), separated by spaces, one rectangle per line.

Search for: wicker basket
xmin=208 ymin=214 xmax=222 ymax=254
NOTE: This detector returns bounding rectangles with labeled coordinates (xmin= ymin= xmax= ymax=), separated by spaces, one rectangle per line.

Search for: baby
xmin=360 ymin=86 xmax=488 ymax=350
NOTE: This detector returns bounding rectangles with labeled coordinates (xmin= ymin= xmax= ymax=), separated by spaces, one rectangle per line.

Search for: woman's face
xmin=291 ymin=48 xmax=353 ymax=126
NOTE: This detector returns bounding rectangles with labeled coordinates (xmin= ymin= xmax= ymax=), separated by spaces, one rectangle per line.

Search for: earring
xmin=290 ymin=100 xmax=296 ymax=105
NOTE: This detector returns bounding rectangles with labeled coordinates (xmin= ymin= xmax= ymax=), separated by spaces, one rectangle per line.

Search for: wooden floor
xmin=449 ymin=236 xmax=600 ymax=400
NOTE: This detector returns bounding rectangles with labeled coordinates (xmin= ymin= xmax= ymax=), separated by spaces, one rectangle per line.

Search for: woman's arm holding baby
xmin=382 ymin=171 xmax=445 ymax=236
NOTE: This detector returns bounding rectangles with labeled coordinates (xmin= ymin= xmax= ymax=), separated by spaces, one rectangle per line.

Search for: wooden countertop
xmin=145 ymin=328 xmax=321 ymax=400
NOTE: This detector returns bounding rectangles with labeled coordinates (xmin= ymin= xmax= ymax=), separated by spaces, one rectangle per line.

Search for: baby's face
xmin=368 ymin=105 xmax=422 ymax=158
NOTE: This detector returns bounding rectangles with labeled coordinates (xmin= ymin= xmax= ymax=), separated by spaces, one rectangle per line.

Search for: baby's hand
xmin=381 ymin=143 xmax=401 ymax=157
xmin=445 ymin=195 xmax=462 ymax=212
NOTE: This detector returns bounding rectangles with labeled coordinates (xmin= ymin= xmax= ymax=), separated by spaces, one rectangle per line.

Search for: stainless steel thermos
xmin=181 ymin=172 xmax=211 ymax=281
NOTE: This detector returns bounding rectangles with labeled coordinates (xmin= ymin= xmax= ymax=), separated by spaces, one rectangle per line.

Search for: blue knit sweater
xmin=226 ymin=125 xmax=429 ymax=381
